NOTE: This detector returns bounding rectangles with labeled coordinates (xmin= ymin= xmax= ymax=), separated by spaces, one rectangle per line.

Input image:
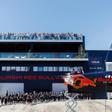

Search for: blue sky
xmin=0 ymin=0 xmax=112 ymax=50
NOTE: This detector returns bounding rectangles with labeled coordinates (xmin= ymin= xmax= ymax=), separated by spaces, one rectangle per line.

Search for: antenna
xmin=105 ymin=43 xmax=112 ymax=62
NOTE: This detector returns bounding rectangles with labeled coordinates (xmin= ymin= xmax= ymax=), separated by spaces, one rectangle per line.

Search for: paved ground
xmin=0 ymin=100 xmax=112 ymax=112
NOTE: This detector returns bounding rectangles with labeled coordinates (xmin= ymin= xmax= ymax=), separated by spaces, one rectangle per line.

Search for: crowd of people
xmin=0 ymin=91 xmax=92 ymax=106
xmin=0 ymin=32 xmax=83 ymax=40
xmin=0 ymin=91 xmax=66 ymax=105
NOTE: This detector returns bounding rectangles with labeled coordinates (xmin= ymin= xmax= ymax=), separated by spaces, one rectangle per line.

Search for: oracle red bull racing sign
xmin=63 ymin=73 xmax=112 ymax=89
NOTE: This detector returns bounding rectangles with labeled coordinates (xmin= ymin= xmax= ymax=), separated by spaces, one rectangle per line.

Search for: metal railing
xmin=0 ymin=52 xmax=88 ymax=59
xmin=64 ymin=91 xmax=79 ymax=112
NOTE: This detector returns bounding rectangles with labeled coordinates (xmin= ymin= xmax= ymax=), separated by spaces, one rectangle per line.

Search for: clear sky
xmin=0 ymin=0 xmax=112 ymax=50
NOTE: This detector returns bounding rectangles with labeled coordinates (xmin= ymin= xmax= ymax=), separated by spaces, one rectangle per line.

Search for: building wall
xmin=0 ymin=61 xmax=88 ymax=92
xmin=86 ymin=50 xmax=112 ymax=99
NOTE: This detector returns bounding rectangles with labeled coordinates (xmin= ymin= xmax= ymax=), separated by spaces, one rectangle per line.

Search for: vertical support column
xmin=78 ymin=44 xmax=85 ymax=57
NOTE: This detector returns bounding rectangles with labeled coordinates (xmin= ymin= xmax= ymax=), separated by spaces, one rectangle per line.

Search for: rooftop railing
xmin=0 ymin=33 xmax=83 ymax=42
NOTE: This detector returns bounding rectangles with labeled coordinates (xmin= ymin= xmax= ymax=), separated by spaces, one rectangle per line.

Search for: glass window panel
xmin=38 ymin=67 xmax=43 ymax=71
xmin=16 ymin=66 xmax=21 ymax=71
xmin=21 ymin=67 xmax=25 ymax=71
xmin=33 ymin=66 xmax=37 ymax=71
xmin=2 ymin=66 xmax=6 ymax=71
xmin=46 ymin=66 xmax=49 ymax=71
xmin=59 ymin=67 xmax=63 ymax=71
xmin=25 ymin=67 xmax=29 ymax=72
xmin=11 ymin=66 xmax=16 ymax=71
xmin=67 ymin=67 xmax=69 ymax=71
xmin=52 ymin=67 xmax=55 ymax=71
xmin=64 ymin=67 xmax=68 ymax=71
xmin=7 ymin=66 xmax=10 ymax=71
xmin=49 ymin=67 xmax=52 ymax=71
xmin=44 ymin=66 xmax=47 ymax=71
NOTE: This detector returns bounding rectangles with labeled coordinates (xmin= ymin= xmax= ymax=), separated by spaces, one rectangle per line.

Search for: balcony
xmin=0 ymin=52 xmax=88 ymax=61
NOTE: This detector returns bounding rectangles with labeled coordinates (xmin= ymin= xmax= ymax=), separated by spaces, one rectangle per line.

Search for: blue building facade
xmin=0 ymin=33 xmax=111 ymax=98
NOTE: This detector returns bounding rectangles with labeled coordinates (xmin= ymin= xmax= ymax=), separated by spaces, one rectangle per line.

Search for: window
xmin=38 ymin=67 xmax=43 ymax=71
xmin=21 ymin=67 xmax=26 ymax=71
xmin=68 ymin=67 xmax=72 ymax=72
xmin=11 ymin=66 xmax=16 ymax=71
xmin=49 ymin=67 xmax=52 ymax=71
xmin=52 ymin=67 xmax=56 ymax=71
xmin=16 ymin=67 xmax=21 ymax=71
xmin=44 ymin=66 xmax=47 ymax=71
xmin=59 ymin=67 xmax=63 ymax=71
xmin=2 ymin=66 xmax=6 ymax=71
xmin=63 ymin=67 xmax=68 ymax=71
xmin=32 ymin=66 xmax=83 ymax=72
xmin=7 ymin=66 xmax=10 ymax=71
xmin=1 ymin=66 xmax=30 ymax=72
xmin=106 ymin=62 xmax=112 ymax=71
xmin=33 ymin=66 xmax=37 ymax=71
